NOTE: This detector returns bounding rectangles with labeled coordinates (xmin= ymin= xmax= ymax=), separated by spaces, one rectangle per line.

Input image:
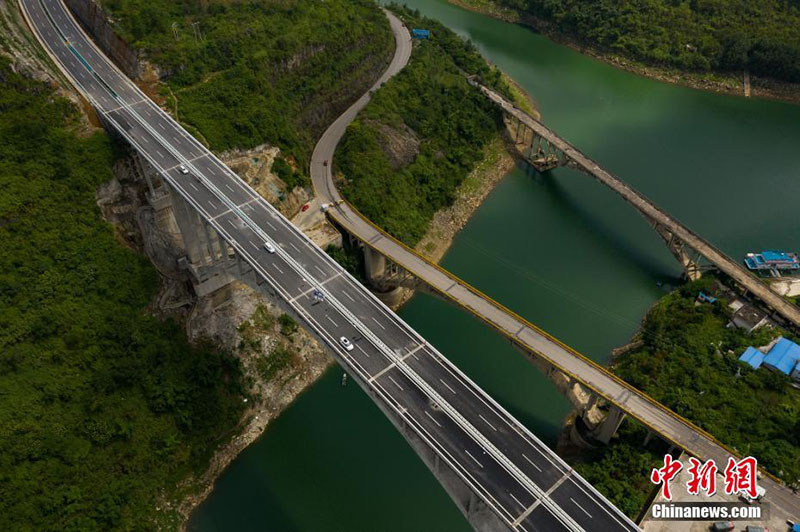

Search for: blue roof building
xmin=739 ymin=347 xmax=765 ymax=369
xmin=763 ymin=337 xmax=800 ymax=376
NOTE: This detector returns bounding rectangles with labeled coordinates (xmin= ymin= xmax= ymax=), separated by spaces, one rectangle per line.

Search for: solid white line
xmin=464 ymin=449 xmax=484 ymax=469
xmin=424 ymin=410 xmax=442 ymax=428
xmin=273 ymin=263 xmax=284 ymax=274
xmin=342 ymin=291 xmax=356 ymax=303
xmin=440 ymin=378 xmax=457 ymax=395
xmin=521 ymin=454 xmax=542 ymax=472
xmin=325 ymin=315 xmax=339 ymax=328
xmin=479 ymin=414 xmax=498 ymax=432
xmin=371 ymin=317 xmax=386 ymax=330
xmin=388 ymin=376 xmax=404 ymax=391
xmin=509 ymin=492 xmax=526 ymax=509
xmin=570 ymin=498 xmax=592 ymax=518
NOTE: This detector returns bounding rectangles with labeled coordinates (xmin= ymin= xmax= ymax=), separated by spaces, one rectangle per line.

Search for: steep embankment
xmin=448 ymin=0 xmax=800 ymax=104
xmin=99 ymin=0 xmax=396 ymax=182
xmin=336 ymin=6 xmax=531 ymax=255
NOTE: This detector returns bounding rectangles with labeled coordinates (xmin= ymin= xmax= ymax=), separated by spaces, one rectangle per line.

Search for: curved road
xmin=308 ymin=8 xmax=800 ymax=523
xmin=309 ymin=8 xmax=412 ymax=205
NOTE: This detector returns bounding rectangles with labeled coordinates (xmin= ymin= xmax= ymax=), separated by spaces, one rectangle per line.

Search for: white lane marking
xmin=325 ymin=315 xmax=339 ymax=328
xmin=250 ymin=241 xmax=259 ymax=250
xmin=464 ymin=449 xmax=484 ymax=469
xmin=227 ymin=219 xmax=237 ymax=229
xmin=570 ymin=498 xmax=592 ymax=518
xmin=156 ymin=149 xmax=164 ymax=158
xmin=479 ymin=414 xmax=498 ymax=432
xmin=206 ymin=200 xmax=216 ymax=210
xmin=355 ymin=343 xmax=370 ymax=358
xmin=189 ymin=182 xmax=199 ymax=192
xmin=273 ymin=263 xmax=284 ymax=275
xmin=508 ymin=492 xmax=526 ymax=510
xmin=342 ymin=291 xmax=356 ymax=303
xmin=439 ymin=379 xmax=457 ymax=395
xmin=266 ymin=222 xmax=277 ymax=231
xmin=521 ymin=453 xmax=542 ymax=472
xmin=158 ymin=122 xmax=165 ymax=130
xmin=371 ymin=317 xmax=386 ymax=330
xmin=225 ymin=183 xmax=234 ymax=192
xmin=289 ymin=242 xmax=301 ymax=253
xmin=424 ymin=410 xmax=442 ymax=428
xmin=314 ymin=265 xmax=326 ymax=276
xmin=388 ymin=376 xmax=404 ymax=391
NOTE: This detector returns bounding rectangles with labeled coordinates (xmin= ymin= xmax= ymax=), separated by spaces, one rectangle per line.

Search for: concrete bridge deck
xmin=310 ymin=21 xmax=800 ymax=522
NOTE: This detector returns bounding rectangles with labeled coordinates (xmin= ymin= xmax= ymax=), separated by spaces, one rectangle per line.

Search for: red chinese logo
xmin=651 ymin=454 xmax=683 ymax=500
xmin=650 ymin=455 xmax=761 ymax=501
xmin=686 ymin=457 xmax=718 ymax=496
xmin=723 ymin=456 xmax=759 ymax=498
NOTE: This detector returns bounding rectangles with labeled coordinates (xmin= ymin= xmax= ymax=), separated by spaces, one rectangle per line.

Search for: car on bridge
xmin=263 ymin=242 xmax=276 ymax=254
xmin=178 ymin=164 xmax=189 ymax=175
xmin=339 ymin=336 xmax=354 ymax=351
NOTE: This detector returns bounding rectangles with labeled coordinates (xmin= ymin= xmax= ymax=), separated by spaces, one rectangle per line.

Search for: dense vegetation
xmin=612 ymin=277 xmax=800 ymax=485
xmin=0 ymin=59 xmax=245 ymax=530
xmin=489 ymin=0 xmax=800 ymax=82
xmin=101 ymin=0 xmax=394 ymax=176
xmin=573 ymin=420 xmax=668 ymax=518
xmin=336 ymin=6 xmax=510 ymax=246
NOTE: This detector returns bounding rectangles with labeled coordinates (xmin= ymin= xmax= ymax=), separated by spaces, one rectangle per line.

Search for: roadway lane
xmin=21 ymin=0 xmax=643 ymax=529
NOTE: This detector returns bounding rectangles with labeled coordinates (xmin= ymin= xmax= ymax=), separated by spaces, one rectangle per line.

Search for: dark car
xmin=711 ymin=522 xmax=734 ymax=532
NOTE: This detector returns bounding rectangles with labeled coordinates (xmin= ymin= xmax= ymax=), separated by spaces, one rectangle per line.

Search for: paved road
xmin=308 ymin=10 xmax=800 ymax=523
xmin=21 ymin=0 xmax=640 ymax=529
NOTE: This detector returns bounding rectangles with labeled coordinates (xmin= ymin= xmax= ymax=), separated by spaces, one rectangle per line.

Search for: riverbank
xmin=414 ymin=70 xmax=536 ymax=264
xmin=446 ymin=0 xmax=800 ymax=105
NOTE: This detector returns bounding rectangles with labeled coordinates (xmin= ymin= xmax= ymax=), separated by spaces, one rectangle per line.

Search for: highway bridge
xmin=20 ymin=0 xmax=641 ymax=529
xmin=309 ymin=13 xmax=800 ymax=522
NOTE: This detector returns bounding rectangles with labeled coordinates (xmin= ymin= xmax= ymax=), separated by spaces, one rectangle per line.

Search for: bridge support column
xmin=652 ymin=223 xmax=702 ymax=281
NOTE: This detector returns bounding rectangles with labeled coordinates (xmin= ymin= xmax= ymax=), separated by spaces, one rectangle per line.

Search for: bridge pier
xmin=651 ymin=222 xmax=703 ymax=281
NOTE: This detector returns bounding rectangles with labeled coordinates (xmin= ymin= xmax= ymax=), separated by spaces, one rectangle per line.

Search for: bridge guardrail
xmin=329 ymin=199 xmax=785 ymax=486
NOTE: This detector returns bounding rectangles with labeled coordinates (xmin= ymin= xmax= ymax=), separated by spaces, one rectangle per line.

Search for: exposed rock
xmin=370 ymin=119 xmax=420 ymax=170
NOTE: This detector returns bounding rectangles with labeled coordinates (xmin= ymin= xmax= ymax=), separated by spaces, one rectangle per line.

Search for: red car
xmin=301 ymin=203 xmax=310 ymax=212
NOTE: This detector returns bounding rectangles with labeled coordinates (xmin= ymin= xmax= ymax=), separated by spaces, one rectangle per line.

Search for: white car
xmin=741 ymin=485 xmax=766 ymax=504
xmin=263 ymin=242 xmax=276 ymax=254
xmin=178 ymin=165 xmax=189 ymax=175
xmin=339 ymin=336 xmax=354 ymax=351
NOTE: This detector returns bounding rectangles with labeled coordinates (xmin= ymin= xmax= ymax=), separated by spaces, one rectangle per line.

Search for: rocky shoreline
xmin=447 ymin=0 xmax=800 ymax=106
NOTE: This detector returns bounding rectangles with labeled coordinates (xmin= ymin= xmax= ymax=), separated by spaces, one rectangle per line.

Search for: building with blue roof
xmin=738 ymin=346 xmax=765 ymax=369
xmin=763 ymin=337 xmax=800 ymax=380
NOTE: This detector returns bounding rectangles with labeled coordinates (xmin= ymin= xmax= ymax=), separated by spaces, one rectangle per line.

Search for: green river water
xmin=189 ymin=1 xmax=800 ymax=530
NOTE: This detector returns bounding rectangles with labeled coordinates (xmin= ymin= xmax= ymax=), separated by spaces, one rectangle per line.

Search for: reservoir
xmin=189 ymin=1 xmax=800 ymax=530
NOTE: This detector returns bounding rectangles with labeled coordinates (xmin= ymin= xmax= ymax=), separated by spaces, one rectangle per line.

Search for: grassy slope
xmin=0 ymin=58 xmax=244 ymax=531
